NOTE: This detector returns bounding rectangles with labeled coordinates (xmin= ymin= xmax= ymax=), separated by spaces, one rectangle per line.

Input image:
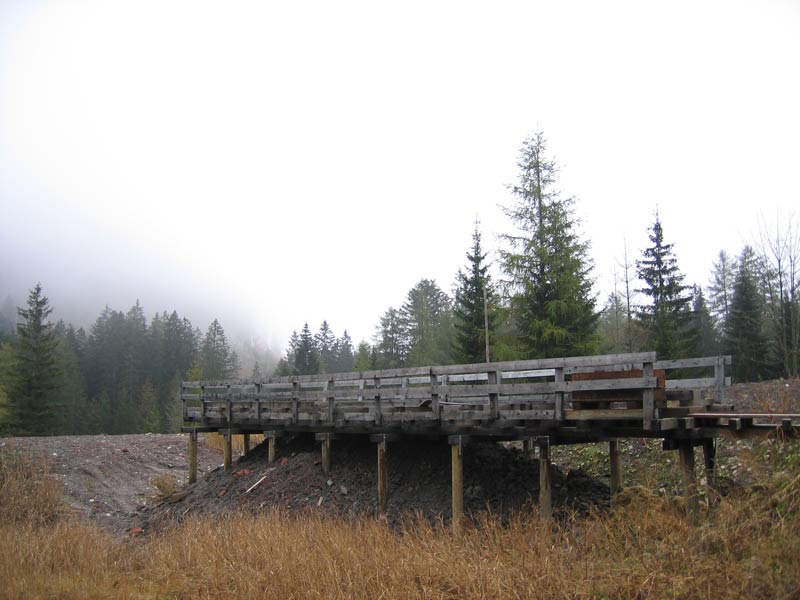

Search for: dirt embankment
xmin=1 ymin=433 xmax=220 ymax=533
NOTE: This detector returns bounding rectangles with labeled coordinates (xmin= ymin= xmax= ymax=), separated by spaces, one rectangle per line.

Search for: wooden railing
xmin=183 ymin=353 xmax=732 ymax=435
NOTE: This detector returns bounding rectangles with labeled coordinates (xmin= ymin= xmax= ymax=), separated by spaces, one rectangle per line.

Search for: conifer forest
xmin=1 ymin=132 xmax=798 ymax=437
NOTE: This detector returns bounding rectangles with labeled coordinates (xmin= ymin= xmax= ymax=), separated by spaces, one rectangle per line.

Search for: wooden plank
xmin=498 ymin=409 xmax=557 ymax=420
xmin=223 ymin=432 xmax=232 ymax=471
xmin=655 ymin=356 xmax=732 ymax=369
xmin=642 ymin=361 xmax=655 ymax=430
xmin=565 ymin=409 xmax=643 ymax=421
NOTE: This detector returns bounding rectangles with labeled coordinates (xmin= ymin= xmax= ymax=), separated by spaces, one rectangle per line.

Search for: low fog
xmin=1 ymin=0 xmax=799 ymax=363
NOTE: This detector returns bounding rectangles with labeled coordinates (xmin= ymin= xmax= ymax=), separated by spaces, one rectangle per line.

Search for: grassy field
xmin=2 ymin=435 xmax=800 ymax=599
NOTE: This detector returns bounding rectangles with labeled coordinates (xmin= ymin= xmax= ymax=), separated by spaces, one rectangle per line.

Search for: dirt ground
xmin=1 ymin=433 xmax=220 ymax=533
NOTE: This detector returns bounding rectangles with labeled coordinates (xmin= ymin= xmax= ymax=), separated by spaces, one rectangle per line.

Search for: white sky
xmin=1 ymin=0 xmax=798 ymax=353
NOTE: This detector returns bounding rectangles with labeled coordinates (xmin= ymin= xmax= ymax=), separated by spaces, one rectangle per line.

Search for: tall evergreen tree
xmin=11 ymin=283 xmax=60 ymax=435
xmin=400 ymin=279 xmax=453 ymax=367
xmin=454 ymin=222 xmax=498 ymax=363
xmin=201 ymin=319 xmax=233 ymax=380
xmin=294 ymin=322 xmax=319 ymax=375
xmin=499 ymin=131 xmax=597 ymax=358
xmin=332 ymin=330 xmax=355 ymax=373
xmin=725 ymin=246 xmax=770 ymax=381
xmin=354 ymin=341 xmax=373 ymax=371
xmin=375 ymin=307 xmax=406 ymax=368
xmin=686 ymin=285 xmax=717 ymax=357
xmin=636 ymin=212 xmax=692 ymax=358
xmin=315 ymin=320 xmax=336 ymax=373
xmin=707 ymin=250 xmax=737 ymax=335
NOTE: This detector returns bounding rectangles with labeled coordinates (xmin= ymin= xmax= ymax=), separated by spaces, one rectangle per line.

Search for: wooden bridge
xmin=181 ymin=352 xmax=798 ymax=524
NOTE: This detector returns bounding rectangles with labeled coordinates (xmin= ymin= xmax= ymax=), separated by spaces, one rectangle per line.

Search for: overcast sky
xmin=1 ymin=0 xmax=798 ymax=353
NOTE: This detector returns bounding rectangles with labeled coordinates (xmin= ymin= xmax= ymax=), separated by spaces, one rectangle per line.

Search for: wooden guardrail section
xmin=182 ymin=352 xmax=733 ymax=436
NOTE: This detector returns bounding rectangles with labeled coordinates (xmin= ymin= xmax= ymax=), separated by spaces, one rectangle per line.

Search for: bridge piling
xmin=188 ymin=430 xmax=197 ymax=484
xmin=450 ymin=435 xmax=465 ymax=532
xmin=538 ymin=439 xmax=552 ymax=520
xmin=679 ymin=441 xmax=699 ymax=524
xmin=609 ymin=439 xmax=622 ymax=496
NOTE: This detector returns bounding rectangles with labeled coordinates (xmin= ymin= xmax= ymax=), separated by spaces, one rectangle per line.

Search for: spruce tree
xmin=201 ymin=319 xmax=232 ymax=380
xmin=636 ymin=212 xmax=692 ymax=359
xmin=294 ymin=322 xmax=319 ymax=375
xmin=499 ymin=131 xmax=597 ymax=358
xmin=315 ymin=321 xmax=336 ymax=373
xmin=454 ymin=222 xmax=498 ymax=363
xmin=354 ymin=341 xmax=372 ymax=371
xmin=333 ymin=330 xmax=355 ymax=373
xmin=400 ymin=279 xmax=453 ymax=367
xmin=375 ymin=308 xmax=406 ymax=368
xmin=12 ymin=283 xmax=60 ymax=434
xmin=707 ymin=250 xmax=737 ymax=335
xmin=725 ymin=246 xmax=770 ymax=381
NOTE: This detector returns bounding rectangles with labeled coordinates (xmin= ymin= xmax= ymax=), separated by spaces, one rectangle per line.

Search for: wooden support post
xmin=702 ymin=437 xmax=717 ymax=502
xmin=450 ymin=436 xmax=464 ymax=532
xmin=319 ymin=433 xmax=332 ymax=475
xmin=554 ymin=367 xmax=565 ymax=422
xmin=679 ymin=441 xmax=699 ymax=523
xmin=223 ymin=430 xmax=232 ymax=471
xmin=188 ymin=429 xmax=198 ymax=484
xmin=609 ymin=439 xmax=622 ymax=496
xmin=377 ymin=437 xmax=388 ymax=515
xmin=243 ymin=433 xmax=251 ymax=456
xmin=268 ymin=435 xmax=276 ymax=465
xmin=522 ymin=438 xmax=535 ymax=461
xmin=539 ymin=439 xmax=552 ymax=520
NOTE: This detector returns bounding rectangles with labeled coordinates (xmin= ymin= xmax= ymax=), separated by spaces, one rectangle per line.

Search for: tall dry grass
xmin=2 ymin=442 xmax=800 ymax=599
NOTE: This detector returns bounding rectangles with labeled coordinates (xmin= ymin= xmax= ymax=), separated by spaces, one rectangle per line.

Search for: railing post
xmin=643 ymin=359 xmax=655 ymax=430
xmin=714 ymin=356 xmax=725 ymax=404
xmin=326 ymin=378 xmax=335 ymax=425
xmin=373 ymin=376 xmax=382 ymax=426
xmin=226 ymin=384 xmax=232 ymax=426
xmin=291 ymin=379 xmax=299 ymax=425
xmin=554 ymin=367 xmax=565 ymax=421
xmin=488 ymin=369 xmax=500 ymax=420
xmin=430 ymin=371 xmax=440 ymax=420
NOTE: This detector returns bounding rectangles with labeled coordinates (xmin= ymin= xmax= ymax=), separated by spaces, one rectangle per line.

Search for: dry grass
xmin=2 ymin=442 xmax=800 ymax=599
xmin=204 ymin=432 xmax=264 ymax=454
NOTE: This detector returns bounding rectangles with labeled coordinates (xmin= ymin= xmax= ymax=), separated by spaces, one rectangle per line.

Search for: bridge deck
xmin=179 ymin=352 xmax=774 ymax=443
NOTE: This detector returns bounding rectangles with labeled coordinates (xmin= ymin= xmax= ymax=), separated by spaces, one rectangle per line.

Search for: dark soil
xmin=137 ymin=435 xmax=610 ymax=533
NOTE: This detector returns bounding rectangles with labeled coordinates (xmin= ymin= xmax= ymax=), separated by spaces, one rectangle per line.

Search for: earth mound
xmin=137 ymin=434 xmax=610 ymax=531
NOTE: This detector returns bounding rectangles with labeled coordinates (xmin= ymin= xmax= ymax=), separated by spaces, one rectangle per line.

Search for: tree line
xmin=2 ymin=130 xmax=797 ymax=436
xmin=0 ymin=289 xmax=254 ymax=436
xmin=277 ymin=132 xmax=800 ymax=383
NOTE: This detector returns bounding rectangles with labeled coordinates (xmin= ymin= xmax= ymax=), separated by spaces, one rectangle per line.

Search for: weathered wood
xmin=488 ymin=369 xmax=500 ymax=420
xmin=666 ymin=377 xmax=732 ymax=390
xmin=539 ymin=440 xmax=552 ymax=520
xmin=654 ymin=355 xmax=732 ymax=370
xmin=609 ymin=439 xmax=621 ymax=495
xmin=565 ymin=409 xmax=643 ymax=421
xmin=320 ymin=433 xmax=332 ymax=475
xmin=223 ymin=431 xmax=232 ymax=471
xmin=242 ymin=433 xmax=251 ymax=456
xmin=188 ymin=430 xmax=198 ymax=484
xmin=642 ymin=361 xmax=655 ymax=430
xmin=268 ymin=436 xmax=276 ymax=465
xmin=678 ymin=442 xmax=699 ymax=524
xmin=451 ymin=437 xmax=464 ymax=532
xmin=702 ymin=437 xmax=716 ymax=485
xmin=377 ymin=438 xmax=388 ymax=514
